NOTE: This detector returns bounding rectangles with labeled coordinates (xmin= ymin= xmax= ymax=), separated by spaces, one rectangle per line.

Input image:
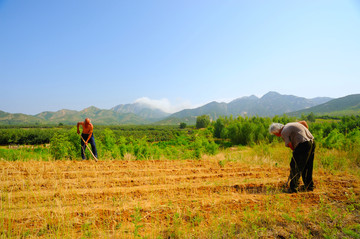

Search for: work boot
xmin=299 ymin=185 xmax=314 ymax=192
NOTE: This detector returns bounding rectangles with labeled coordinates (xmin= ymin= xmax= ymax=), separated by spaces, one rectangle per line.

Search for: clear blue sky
xmin=1 ymin=0 xmax=360 ymax=115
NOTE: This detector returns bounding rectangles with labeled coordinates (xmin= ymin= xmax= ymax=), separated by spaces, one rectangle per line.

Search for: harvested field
xmin=1 ymin=157 xmax=360 ymax=238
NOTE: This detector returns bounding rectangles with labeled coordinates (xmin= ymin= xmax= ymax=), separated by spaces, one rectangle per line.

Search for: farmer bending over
xmin=77 ymin=118 xmax=98 ymax=160
xmin=269 ymin=121 xmax=315 ymax=193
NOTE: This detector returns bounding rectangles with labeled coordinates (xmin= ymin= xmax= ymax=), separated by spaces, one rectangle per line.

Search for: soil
xmin=1 ymin=159 xmax=359 ymax=238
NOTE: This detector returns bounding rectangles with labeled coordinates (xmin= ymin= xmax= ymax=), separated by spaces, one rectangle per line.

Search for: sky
xmin=1 ymin=0 xmax=360 ymax=115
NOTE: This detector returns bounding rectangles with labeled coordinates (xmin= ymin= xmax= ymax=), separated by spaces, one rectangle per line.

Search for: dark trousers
xmin=289 ymin=141 xmax=315 ymax=191
xmin=81 ymin=133 xmax=98 ymax=159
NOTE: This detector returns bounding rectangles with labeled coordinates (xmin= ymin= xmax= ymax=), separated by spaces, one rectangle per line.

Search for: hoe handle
xmin=79 ymin=133 xmax=98 ymax=162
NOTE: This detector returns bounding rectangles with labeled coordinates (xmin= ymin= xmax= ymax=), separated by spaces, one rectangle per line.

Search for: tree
xmin=307 ymin=112 xmax=316 ymax=122
xmin=179 ymin=122 xmax=187 ymax=129
xmin=213 ymin=118 xmax=225 ymax=138
xmin=196 ymin=115 xmax=210 ymax=129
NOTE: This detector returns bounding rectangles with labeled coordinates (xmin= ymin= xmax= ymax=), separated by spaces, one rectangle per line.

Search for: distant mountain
xmin=36 ymin=109 xmax=79 ymax=122
xmin=0 ymin=103 xmax=170 ymax=125
xmin=168 ymin=101 xmax=228 ymax=121
xmin=288 ymin=94 xmax=360 ymax=117
xmin=34 ymin=106 xmax=150 ymax=125
xmin=168 ymin=92 xmax=332 ymax=121
xmin=0 ymin=110 xmax=44 ymax=125
xmin=111 ymin=102 xmax=170 ymax=120
xmin=2 ymin=92 xmax=358 ymax=126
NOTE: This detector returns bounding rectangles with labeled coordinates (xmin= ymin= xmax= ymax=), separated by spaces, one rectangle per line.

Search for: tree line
xmin=0 ymin=125 xmax=182 ymax=146
xmin=209 ymin=114 xmax=360 ymax=150
xmin=0 ymin=115 xmax=359 ymax=161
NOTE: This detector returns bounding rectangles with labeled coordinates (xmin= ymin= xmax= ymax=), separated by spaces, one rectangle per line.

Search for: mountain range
xmin=289 ymin=94 xmax=360 ymax=117
xmin=164 ymin=91 xmax=331 ymax=124
xmin=1 ymin=91 xmax=359 ymax=125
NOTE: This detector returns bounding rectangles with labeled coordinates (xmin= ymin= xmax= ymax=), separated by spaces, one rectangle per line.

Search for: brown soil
xmin=1 ymin=159 xmax=359 ymax=238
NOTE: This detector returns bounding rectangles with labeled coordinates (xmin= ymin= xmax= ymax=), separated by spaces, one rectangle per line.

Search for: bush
xmin=227 ymin=122 xmax=255 ymax=145
xmin=180 ymin=123 xmax=187 ymax=129
xmin=205 ymin=141 xmax=219 ymax=155
xmin=50 ymin=134 xmax=72 ymax=160
xmin=103 ymin=128 xmax=116 ymax=151
xmin=323 ymin=129 xmax=346 ymax=150
xmin=196 ymin=115 xmax=210 ymax=129
xmin=101 ymin=128 xmax=119 ymax=159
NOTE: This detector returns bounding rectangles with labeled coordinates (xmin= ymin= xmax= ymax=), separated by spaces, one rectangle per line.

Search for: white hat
xmin=269 ymin=123 xmax=284 ymax=135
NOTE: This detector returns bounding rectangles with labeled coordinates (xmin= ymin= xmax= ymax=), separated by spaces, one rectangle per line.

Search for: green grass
xmin=0 ymin=146 xmax=51 ymax=161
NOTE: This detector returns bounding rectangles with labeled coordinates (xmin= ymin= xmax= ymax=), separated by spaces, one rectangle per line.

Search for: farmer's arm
xmin=284 ymin=140 xmax=294 ymax=151
xmin=283 ymin=135 xmax=295 ymax=150
xmin=281 ymin=126 xmax=295 ymax=151
xmin=77 ymin=122 xmax=83 ymax=134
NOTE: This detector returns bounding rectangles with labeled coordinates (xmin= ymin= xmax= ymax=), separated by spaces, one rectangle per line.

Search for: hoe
xmin=79 ymin=134 xmax=98 ymax=162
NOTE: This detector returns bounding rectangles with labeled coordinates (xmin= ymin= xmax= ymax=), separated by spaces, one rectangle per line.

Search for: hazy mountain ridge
xmin=0 ymin=110 xmax=44 ymax=125
xmin=111 ymin=102 xmax=171 ymax=120
xmin=1 ymin=92 xmax=358 ymax=126
xmin=34 ymin=106 xmax=151 ymax=125
xmin=0 ymin=102 xmax=171 ymax=125
xmin=289 ymin=94 xmax=360 ymax=117
xmin=170 ymin=91 xmax=332 ymax=120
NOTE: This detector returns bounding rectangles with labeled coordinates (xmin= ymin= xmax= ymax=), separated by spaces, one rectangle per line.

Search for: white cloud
xmin=134 ymin=97 xmax=194 ymax=113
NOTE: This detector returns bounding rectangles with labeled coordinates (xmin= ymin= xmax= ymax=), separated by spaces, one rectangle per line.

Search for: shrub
xmin=50 ymin=134 xmax=72 ymax=160
xmin=196 ymin=115 xmax=210 ymax=129
xmin=180 ymin=123 xmax=187 ymax=129
xmin=323 ymin=129 xmax=346 ymax=150
xmin=102 ymin=129 xmax=115 ymax=149
xmin=205 ymin=141 xmax=219 ymax=155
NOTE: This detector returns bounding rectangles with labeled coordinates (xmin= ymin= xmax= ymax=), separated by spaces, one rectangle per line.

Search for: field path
xmin=1 ymin=159 xmax=359 ymax=238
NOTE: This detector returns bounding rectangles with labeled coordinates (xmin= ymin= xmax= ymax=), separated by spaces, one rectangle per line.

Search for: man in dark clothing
xmin=269 ymin=121 xmax=315 ymax=193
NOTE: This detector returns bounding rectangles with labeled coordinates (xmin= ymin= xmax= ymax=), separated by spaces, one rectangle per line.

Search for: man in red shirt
xmin=269 ymin=121 xmax=315 ymax=193
xmin=77 ymin=118 xmax=98 ymax=160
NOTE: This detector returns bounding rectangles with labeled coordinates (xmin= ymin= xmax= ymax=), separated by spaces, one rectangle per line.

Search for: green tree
xmin=213 ymin=118 xmax=225 ymax=138
xmin=196 ymin=115 xmax=210 ymax=129
xmin=227 ymin=122 xmax=241 ymax=145
xmin=307 ymin=112 xmax=316 ymax=122
xmin=179 ymin=122 xmax=187 ymax=129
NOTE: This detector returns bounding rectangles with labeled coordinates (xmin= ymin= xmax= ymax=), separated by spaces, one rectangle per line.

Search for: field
xmin=1 ymin=146 xmax=360 ymax=238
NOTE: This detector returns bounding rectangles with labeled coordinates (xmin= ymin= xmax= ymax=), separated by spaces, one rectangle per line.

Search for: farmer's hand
xmin=77 ymin=129 xmax=80 ymax=134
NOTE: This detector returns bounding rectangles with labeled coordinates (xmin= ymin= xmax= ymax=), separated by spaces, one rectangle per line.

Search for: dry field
xmin=1 ymin=149 xmax=360 ymax=238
